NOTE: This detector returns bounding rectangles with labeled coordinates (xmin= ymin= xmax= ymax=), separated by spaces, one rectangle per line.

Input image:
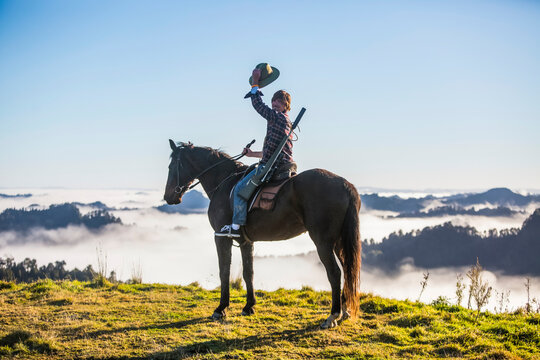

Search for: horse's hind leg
xmin=314 ymin=238 xmax=343 ymax=329
xmin=240 ymin=241 xmax=256 ymax=315
xmin=335 ymin=248 xmax=350 ymax=320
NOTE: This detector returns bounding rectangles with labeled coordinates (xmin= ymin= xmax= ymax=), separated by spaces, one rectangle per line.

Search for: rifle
xmin=238 ymin=107 xmax=306 ymax=201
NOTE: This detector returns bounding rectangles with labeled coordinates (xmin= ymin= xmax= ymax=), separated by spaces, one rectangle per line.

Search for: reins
xmin=206 ymin=170 xmax=245 ymax=198
xmin=174 ymin=151 xmax=247 ymax=195
xmin=174 ymin=140 xmax=256 ymax=196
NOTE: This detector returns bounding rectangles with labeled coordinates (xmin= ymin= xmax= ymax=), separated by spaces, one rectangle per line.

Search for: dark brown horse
xmin=163 ymin=140 xmax=361 ymax=328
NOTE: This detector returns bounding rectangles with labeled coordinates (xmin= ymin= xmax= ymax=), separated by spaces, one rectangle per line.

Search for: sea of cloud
xmin=0 ymin=188 xmax=538 ymax=310
xmin=254 ymin=253 xmax=540 ymax=312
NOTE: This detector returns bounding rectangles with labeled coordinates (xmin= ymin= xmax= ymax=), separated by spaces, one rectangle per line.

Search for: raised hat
xmin=249 ymin=63 xmax=280 ymax=88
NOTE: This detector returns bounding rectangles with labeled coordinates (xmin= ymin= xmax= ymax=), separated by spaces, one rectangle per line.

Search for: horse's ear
xmin=169 ymin=139 xmax=177 ymax=151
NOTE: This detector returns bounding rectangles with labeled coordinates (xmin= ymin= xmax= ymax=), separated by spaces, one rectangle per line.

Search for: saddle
xmin=232 ymin=162 xmax=297 ymax=212
xmin=250 ymin=162 xmax=297 ymax=211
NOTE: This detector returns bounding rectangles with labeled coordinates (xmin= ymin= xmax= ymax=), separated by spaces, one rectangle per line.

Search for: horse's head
xmin=163 ymin=139 xmax=196 ymax=205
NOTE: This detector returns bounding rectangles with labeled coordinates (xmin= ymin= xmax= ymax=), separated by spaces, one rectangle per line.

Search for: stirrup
xmin=215 ymin=224 xmax=241 ymax=238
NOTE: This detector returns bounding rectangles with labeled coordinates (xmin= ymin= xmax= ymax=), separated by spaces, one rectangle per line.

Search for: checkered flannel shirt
xmin=246 ymin=90 xmax=293 ymax=165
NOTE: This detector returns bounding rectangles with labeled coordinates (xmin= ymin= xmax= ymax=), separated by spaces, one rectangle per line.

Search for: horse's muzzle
xmin=163 ymin=191 xmax=182 ymax=205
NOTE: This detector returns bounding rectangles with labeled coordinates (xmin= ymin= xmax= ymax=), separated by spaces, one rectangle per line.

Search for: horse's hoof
xmin=241 ymin=308 xmax=254 ymax=316
xmin=320 ymin=313 xmax=341 ymax=329
xmin=211 ymin=311 xmax=225 ymax=321
xmin=341 ymin=310 xmax=351 ymax=321
xmin=321 ymin=319 xmax=337 ymax=329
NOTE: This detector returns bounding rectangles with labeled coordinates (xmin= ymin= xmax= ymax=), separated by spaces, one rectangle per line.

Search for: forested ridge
xmin=0 ymin=257 xmax=98 ymax=283
xmin=363 ymin=209 xmax=540 ymax=275
xmin=0 ymin=203 xmax=121 ymax=232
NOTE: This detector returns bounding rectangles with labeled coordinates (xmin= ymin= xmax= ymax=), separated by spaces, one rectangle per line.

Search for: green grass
xmin=0 ymin=280 xmax=538 ymax=359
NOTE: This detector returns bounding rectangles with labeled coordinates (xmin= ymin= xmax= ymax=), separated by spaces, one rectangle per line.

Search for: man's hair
xmin=272 ymin=90 xmax=291 ymax=112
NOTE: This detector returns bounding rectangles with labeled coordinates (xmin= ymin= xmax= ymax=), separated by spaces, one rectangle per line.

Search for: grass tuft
xmin=230 ymin=277 xmax=243 ymax=291
xmin=47 ymin=297 xmax=73 ymax=306
xmin=478 ymin=349 xmax=518 ymax=360
xmin=507 ymin=328 xmax=539 ymax=346
xmin=398 ymin=344 xmax=428 ymax=356
xmin=0 ymin=281 xmax=16 ymax=291
xmin=409 ymin=327 xmax=426 ymax=338
xmin=360 ymin=298 xmax=401 ymax=314
xmin=435 ymin=344 xmax=463 ymax=357
xmin=89 ymin=275 xmax=112 ymax=288
xmin=0 ymin=330 xmax=32 ymax=347
xmin=374 ymin=327 xmax=409 ymax=345
xmin=0 ymin=330 xmax=58 ymax=355
xmin=389 ymin=313 xmax=433 ymax=328
xmin=28 ymin=279 xmax=60 ymax=295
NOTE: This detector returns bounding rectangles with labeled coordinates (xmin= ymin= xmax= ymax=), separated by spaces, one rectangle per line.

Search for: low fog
xmin=1 ymin=188 xmax=538 ymax=311
xmin=254 ymin=253 xmax=540 ymax=312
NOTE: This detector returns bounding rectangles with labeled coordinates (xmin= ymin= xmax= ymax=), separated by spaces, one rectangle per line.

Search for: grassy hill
xmin=0 ymin=280 xmax=538 ymax=359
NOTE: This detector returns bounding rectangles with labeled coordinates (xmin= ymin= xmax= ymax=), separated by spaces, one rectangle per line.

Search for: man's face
xmin=272 ymin=99 xmax=286 ymax=112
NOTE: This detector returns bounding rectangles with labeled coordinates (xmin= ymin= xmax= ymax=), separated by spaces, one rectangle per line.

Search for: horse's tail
xmin=340 ymin=182 xmax=362 ymax=318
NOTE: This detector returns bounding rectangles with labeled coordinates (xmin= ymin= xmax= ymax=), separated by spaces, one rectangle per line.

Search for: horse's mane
xmin=175 ymin=142 xmax=248 ymax=170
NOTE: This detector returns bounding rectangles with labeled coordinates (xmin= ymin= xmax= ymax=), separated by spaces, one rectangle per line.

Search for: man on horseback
xmin=165 ymin=70 xmax=361 ymax=324
xmin=215 ymin=63 xmax=294 ymax=238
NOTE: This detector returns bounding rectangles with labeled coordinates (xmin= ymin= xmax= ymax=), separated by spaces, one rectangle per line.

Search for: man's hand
xmin=252 ymin=69 xmax=261 ymax=85
xmin=243 ymin=148 xmax=263 ymax=158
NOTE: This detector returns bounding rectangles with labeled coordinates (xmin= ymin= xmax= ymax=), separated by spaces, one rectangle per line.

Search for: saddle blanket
xmin=248 ymin=178 xmax=292 ymax=212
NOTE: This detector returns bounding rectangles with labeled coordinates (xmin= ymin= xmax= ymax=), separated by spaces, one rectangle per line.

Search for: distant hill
xmin=71 ymin=201 xmax=112 ymax=211
xmin=361 ymin=188 xmax=540 ymax=215
xmin=390 ymin=206 xmax=522 ymax=218
xmin=156 ymin=190 xmax=209 ymax=214
xmin=443 ymin=187 xmax=540 ymax=207
xmin=362 ymin=208 xmax=540 ymax=275
xmin=0 ymin=204 xmax=121 ymax=233
xmin=0 ymin=193 xmax=32 ymax=199
xmin=360 ymin=193 xmax=434 ymax=213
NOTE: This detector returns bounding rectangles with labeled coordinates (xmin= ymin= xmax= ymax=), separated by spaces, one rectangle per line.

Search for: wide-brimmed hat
xmin=249 ymin=63 xmax=280 ymax=88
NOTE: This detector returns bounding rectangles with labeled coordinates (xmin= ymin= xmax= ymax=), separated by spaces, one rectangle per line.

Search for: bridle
xmin=173 ymin=151 xmax=191 ymax=195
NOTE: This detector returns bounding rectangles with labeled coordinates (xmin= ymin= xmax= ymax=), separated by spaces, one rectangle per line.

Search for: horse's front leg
xmin=240 ymin=240 xmax=256 ymax=315
xmin=212 ymin=237 xmax=232 ymax=320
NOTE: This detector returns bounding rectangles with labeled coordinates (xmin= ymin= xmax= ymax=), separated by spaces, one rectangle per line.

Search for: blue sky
xmin=1 ymin=0 xmax=539 ymax=191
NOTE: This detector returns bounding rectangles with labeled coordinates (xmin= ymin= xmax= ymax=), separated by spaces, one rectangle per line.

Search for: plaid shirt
xmin=248 ymin=91 xmax=293 ymax=165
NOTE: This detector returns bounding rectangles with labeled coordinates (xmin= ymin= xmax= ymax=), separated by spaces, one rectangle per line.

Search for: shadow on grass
xmin=175 ymin=326 xmax=320 ymax=356
xmin=67 ymin=317 xmax=211 ymax=339
xmin=99 ymin=323 xmax=320 ymax=359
